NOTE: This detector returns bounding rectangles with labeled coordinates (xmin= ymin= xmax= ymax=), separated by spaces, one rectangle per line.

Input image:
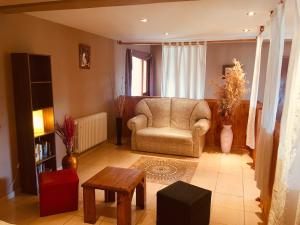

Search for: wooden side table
xmin=82 ymin=166 xmax=146 ymax=225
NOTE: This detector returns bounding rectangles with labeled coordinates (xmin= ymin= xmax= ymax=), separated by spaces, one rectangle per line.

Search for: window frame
xmin=131 ymin=53 xmax=150 ymax=96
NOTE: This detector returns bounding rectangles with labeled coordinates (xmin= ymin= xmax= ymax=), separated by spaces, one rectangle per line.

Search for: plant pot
xmin=220 ymin=125 xmax=233 ymax=153
xmin=62 ymin=153 xmax=78 ymax=170
xmin=116 ymin=117 xmax=123 ymax=145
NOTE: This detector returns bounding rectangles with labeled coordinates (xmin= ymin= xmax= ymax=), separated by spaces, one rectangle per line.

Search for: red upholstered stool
xmin=39 ymin=169 xmax=79 ymax=217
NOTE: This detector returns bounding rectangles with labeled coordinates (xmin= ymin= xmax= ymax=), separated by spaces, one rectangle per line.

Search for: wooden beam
xmin=118 ymin=39 xmax=257 ymax=46
xmin=117 ymin=40 xmax=205 ymax=45
xmin=0 ymin=0 xmax=197 ymax=14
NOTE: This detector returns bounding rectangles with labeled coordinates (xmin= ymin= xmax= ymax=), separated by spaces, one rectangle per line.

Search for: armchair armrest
xmin=192 ymin=119 xmax=210 ymax=136
xmin=127 ymin=114 xmax=147 ymax=131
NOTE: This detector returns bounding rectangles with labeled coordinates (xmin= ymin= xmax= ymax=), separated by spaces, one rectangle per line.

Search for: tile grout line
xmin=241 ymin=154 xmax=246 ymax=225
xmin=135 ymin=209 xmax=146 ymax=225
xmin=62 ymin=215 xmax=74 ymax=225
xmin=211 ymin=153 xmax=222 ymax=222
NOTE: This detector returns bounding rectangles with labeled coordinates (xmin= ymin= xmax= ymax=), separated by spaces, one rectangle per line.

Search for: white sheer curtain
xmin=246 ymin=34 xmax=263 ymax=149
xmin=269 ymin=0 xmax=300 ymax=224
xmin=255 ymin=3 xmax=285 ymax=197
xmin=161 ymin=42 xmax=207 ymax=99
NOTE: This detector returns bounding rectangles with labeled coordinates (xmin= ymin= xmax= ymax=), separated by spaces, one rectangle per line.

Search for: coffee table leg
xmin=83 ymin=187 xmax=96 ymax=224
xmin=117 ymin=192 xmax=132 ymax=225
xmin=136 ymin=177 xmax=146 ymax=209
xmin=105 ymin=190 xmax=115 ymax=202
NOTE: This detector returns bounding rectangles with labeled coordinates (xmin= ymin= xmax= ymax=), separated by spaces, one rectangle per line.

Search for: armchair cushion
xmin=171 ymin=98 xmax=199 ymax=130
xmin=135 ymin=100 xmax=153 ymax=126
xmin=127 ymin=114 xmax=147 ymax=131
xmin=137 ymin=127 xmax=192 ymax=145
xmin=136 ymin=127 xmax=194 ymax=156
xmin=144 ymin=98 xmax=171 ymax=128
xmin=193 ymin=119 xmax=211 ymax=137
xmin=190 ymin=100 xmax=211 ymax=129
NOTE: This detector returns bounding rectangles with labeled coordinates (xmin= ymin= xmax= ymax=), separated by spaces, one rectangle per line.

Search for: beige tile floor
xmin=0 ymin=142 xmax=264 ymax=225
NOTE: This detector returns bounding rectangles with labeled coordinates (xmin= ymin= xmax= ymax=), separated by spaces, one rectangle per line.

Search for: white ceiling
xmin=27 ymin=0 xmax=294 ymax=42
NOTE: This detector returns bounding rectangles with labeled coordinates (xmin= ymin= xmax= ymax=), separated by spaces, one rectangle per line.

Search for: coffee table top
xmin=82 ymin=166 xmax=145 ymax=193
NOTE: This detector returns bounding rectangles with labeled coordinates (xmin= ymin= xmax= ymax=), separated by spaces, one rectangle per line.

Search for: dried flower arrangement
xmin=114 ymin=76 xmax=126 ymax=118
xmin=216 ymin=58 xmax=248 ymax=123
xmin=115 ymin=95 xmax=126 ymax=118
xmin=55 ymin=116 xmax=76 ymax=154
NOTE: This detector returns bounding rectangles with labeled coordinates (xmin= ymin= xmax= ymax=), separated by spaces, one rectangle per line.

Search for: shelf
xmin=29 ymin=55 xmax=52 ymax=82
xmin=31 ymin=83 xmax=53 ymax=110
xmin=31 ymin=81 xmax=51 ymax=84
xmin=36 ymin=155 xmax=56 ymax=166
xmin=11 ymin=53 xmax=56 ymax=195
xmin=34 ymin=130 xmax=54 ymax=138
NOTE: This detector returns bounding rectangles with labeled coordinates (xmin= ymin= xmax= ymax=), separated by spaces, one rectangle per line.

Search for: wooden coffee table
xmin=82 ymin=166 xmax=146 ymax=225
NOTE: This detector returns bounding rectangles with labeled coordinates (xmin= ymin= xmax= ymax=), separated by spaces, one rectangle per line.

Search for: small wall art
xmin=222 ymin=64 xmax=234 ymax=79
xmin=79 ymin=44 xmax=90 ymax=69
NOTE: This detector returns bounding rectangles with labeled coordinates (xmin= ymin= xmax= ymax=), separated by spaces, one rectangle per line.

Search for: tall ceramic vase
xmin=220 ymin=125 xmax=233 ymax=153
xmin=116 ymin=117 xmax=122 ymax=145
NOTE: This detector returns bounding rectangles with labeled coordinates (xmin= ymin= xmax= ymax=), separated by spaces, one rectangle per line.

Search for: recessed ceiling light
xmin=246 ymin=11 xmax=256 ymax=16
xmin=164 ymin=32 xmax=169 ymax=36
xmin=140 ymin=18 xmax=148 ymax=23
xmin=243 ymin=29 xmax=251 ymax=32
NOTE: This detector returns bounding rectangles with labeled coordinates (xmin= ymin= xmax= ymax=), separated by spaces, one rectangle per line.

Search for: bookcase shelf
xmin=34 ymin=131 xmax=55 ymax=138
xmin=11 ymin=53 xmax=57 ymax=195
xmin=36 ymin=155 xmax=56 ymax=166
xmin=31 ymin=81 xmax=52 ymax=84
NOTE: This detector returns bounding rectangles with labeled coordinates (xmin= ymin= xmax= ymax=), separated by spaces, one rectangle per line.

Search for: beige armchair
xmin=127 ymin=98 xmax=211 ymax=157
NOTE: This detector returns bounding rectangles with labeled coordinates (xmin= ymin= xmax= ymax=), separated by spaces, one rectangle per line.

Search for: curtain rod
xmin=117 ymin=39 xmax=256 ymax=46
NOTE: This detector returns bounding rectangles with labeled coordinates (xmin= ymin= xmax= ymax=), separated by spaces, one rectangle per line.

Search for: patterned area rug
xmin=130 ymin=156 xmax=198 ymax=185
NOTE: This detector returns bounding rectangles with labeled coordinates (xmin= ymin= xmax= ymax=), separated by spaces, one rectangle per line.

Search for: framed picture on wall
xmin=222 ymin=64 xmax=234 ymax=78
xmin=79 ymin=44 xmax=90 ymax=69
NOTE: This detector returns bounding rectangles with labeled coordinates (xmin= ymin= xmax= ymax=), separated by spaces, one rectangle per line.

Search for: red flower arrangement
xmin=55 ymin=116 xmax=76 ymax=154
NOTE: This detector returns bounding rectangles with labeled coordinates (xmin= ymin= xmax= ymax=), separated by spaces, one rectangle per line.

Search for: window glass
xmin=131 ymin=56 xmax=148 ymax=96
xmin=131 ymin=56 xmax=143 ymax=96
xmin=142 ymin=60 xmax=147 ymax=94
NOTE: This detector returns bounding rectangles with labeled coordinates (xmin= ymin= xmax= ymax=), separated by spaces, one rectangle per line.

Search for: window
xmin=131 ymin=56 xmax=148 ymax=96
xmin=125 ymin=49 xmax=152 ymax=96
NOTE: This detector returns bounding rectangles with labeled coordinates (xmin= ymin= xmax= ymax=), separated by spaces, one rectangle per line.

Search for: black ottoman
xmin=157 ymin=181 xmax=211 ymax=225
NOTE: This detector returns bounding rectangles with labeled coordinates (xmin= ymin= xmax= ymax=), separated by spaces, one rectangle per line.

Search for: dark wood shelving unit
xmin=11 ymin=53 xmax=56 ymax=195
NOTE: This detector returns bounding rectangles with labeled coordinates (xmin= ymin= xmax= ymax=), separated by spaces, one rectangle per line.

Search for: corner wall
xmin=0 ymin=13 xmax=115 ymax=197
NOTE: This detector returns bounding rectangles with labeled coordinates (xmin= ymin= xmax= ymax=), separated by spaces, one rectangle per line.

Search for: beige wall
xmin=0 ymin=13 xmax=115 ymax=197
xmin=150 ymin=43 xmax=259 ymax=99
xmin=206 ymin=42 xmax=261 ymax=100
xmin=206 ymin=41 xmax=291 ymax=101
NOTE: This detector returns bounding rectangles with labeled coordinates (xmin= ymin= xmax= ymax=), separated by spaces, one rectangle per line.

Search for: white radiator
xmin=74 ymin=112 xmax=107 ymax=153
